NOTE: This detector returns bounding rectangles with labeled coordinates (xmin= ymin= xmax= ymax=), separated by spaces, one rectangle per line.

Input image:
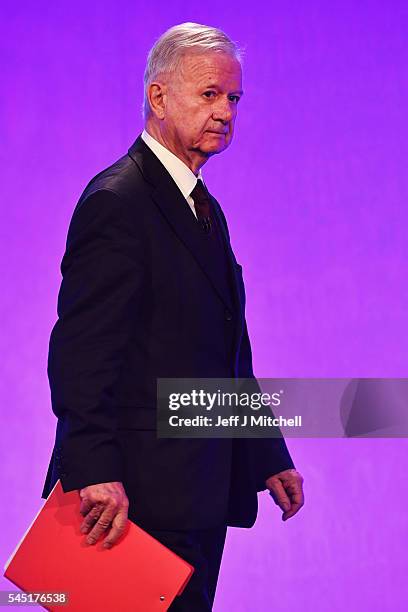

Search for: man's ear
xmin=148 ymin=81 xmax=167 ymax=120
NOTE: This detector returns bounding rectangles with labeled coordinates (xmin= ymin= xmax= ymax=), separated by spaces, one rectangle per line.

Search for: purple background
xmin=1 ymin=2 xmax=407 ymax=610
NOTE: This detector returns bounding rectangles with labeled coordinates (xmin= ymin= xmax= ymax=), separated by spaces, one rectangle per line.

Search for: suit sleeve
xmin=48 ymin=188 xmax=145 ymax=492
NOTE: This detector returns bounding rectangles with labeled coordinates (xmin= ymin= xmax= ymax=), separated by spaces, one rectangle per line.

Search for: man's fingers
xmin=286 ymin=483 xmax=305 ymax=509
xmin=268 ymin=479 xmax=291 ymax=512
xmin=77 ymin=481 xmax=129 ymax=546
xmin=282 ymin=501 xmax=303 ymax=521
xmin=79 ymin=497 xmax=93 ymax=517
xmin=282 ymin=486 xmax=305 ymax=521
xmin=85 ymin=505 xmax=116 ymax=545
xmin=102 ymin=509 xmax=129 ymax=548
xmin=80 ymin=501 xmax=105 ymax=533
xmin=282 ymin=491 xmax=304 ymax=520
xmin=266 ymin=469 xmax=305 ymax=520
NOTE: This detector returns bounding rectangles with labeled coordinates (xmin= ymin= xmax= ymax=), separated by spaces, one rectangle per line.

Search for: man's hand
xmin=265 ymin=469 xmax=304 ymax=521
xmin=79 ymin=481 xmax=129 ymax=548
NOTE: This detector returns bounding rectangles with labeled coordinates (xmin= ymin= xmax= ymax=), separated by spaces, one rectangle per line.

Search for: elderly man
xmin=42 ymin=22 xmax=304 ymax=610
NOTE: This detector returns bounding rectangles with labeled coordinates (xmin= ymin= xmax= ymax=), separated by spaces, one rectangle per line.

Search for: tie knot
xmin=191 ymin=179 xmax=210 ymax=207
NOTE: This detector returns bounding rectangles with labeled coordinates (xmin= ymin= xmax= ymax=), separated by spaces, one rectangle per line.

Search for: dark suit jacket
xmin=41 ymin=135 xmax=295 ymax=530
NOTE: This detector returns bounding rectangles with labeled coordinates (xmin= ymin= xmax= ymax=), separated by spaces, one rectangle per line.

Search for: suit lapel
xmin=128 ymin=135 xmax=241 ymax=315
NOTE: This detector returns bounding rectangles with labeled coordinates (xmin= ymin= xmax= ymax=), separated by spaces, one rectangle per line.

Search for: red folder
xmin=4 ymin=480 xmax=194 ymax=611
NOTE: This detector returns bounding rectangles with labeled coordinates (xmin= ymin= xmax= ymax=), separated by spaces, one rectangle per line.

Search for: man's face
xmin=161 ymin=51 xmax=243 ymax=164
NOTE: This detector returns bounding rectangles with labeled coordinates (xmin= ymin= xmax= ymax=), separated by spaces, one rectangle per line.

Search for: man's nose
xmin=212 ymin=97 xmax=235 ymax=122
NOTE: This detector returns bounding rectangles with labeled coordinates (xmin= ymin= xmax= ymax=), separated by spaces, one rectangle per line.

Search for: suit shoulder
xmin=78 ymin=152 xmax=147 ymax=207
xmin=65 ymin=153 xmax=147 ymax=243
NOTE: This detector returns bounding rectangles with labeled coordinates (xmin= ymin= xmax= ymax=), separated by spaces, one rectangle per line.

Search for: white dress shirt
xmin=141 ymin=129 xmax=205 ymax=219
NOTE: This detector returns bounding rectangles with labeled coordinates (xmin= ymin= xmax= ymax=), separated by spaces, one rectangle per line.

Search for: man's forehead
xmin=178 ymin=51 xmax=242 ymax=84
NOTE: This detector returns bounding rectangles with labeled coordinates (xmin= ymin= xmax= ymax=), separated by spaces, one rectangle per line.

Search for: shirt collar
xmin=141 ymin=129 xmax=204 ymax=199
xmin=142 ymin=130 xmax=204 ymax=198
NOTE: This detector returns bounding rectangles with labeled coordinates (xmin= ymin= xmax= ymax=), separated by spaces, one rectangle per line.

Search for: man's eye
xmin=203 ymin=91 xmax=216 ymax=98
xmin=228 ymin=95 xmax=240 ymax=104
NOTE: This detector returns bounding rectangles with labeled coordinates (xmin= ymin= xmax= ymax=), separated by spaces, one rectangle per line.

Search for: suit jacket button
xmin=225 ymin=309 xmax=233 ymax=321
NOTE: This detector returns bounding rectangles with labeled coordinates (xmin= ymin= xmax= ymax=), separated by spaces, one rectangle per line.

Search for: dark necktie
xmin=190 ymin=179 xmax=212 ymax=234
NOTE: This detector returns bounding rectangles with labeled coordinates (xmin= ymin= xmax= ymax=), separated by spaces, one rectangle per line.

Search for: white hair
xmin=142 ymin=22 xmax=243 ymax=120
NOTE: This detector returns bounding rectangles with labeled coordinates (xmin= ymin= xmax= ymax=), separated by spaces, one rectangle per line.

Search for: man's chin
xmin=198 ymin=141 xmax=230 ymax=156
